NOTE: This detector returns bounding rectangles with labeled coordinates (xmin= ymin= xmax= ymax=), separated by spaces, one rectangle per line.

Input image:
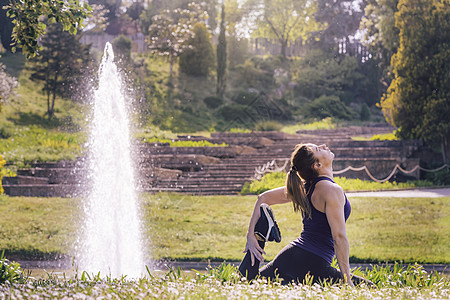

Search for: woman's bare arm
xmin=244 ymin=186 xmax=291 ymax=265
xmin=321 ymin=184 xmax=354 ymax=286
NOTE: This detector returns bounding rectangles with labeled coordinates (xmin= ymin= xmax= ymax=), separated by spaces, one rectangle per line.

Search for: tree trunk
xmin=280 ymin=40 xmax=287 ymax=59
xmin=46 ymin=89 xmax=51 ymax=118
xmin=169 ymin=53 xmax=174 ymax=78
xmin=442 ymin=136 xmax=449 ymax=165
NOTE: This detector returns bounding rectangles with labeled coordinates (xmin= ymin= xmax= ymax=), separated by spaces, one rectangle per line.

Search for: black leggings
xmin=239 ymin=243 xmax=345 ymax=285
xmin=238 ymin=212 xmax=368 ymax=285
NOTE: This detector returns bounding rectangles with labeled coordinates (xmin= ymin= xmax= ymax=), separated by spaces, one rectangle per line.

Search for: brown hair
xmin=286 ymin=144 xmax=318 ymax=218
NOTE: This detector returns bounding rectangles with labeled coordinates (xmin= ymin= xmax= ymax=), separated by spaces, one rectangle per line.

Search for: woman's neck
xmin=317 ymin=168 xmax=334 ymax=180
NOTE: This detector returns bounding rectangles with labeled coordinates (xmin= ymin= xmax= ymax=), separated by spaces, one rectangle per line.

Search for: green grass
xmin=352 ymin=132 xmax=399 ymax=141
xmin=0 ymin=125 xmax=86 ymax=168
xmin=281 ymin=117 xmax=336 ymax=134
xmin=0 ymin=54 xmax=89 ymax=167
xmin=241 ymin=172 xmax=434 ymax=195
xmin=0 ymin=193 xmax=448 ymax=264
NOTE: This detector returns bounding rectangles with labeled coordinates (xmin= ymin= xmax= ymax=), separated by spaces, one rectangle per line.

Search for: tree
xmin=312 ymin=0 xmax=365 ymax=51
xmin=4 ymin=0 xmax=91 ymax=58
xmin=216 ymin=3 xmax=227 ymax=96
xmin=179 ymin=23 xmax=215 ymax=77
xmin=224 ymin=0 xmax=248 ymax=68
xmin=0 ymin=0 xmax=14 ymax=51
xmin=146 ymin=3 xmax=208 ymax=77
xmin=360 ymin=0 xmax=399 ymax=88
xmin=29 ymin=23 xmax=91 ymax=119
xmin=380 ymin=0 xmax=450 ymax=163
xmin=247 ymin=0 xmax=321 ymax=58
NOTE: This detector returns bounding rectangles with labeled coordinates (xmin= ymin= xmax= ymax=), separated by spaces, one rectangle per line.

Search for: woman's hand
xmin=243 ymin=233 xmax=265 ymax=266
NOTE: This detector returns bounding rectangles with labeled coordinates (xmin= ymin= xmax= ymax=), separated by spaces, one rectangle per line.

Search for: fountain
xmin=79 ymin=42 xmax=145 ymax=277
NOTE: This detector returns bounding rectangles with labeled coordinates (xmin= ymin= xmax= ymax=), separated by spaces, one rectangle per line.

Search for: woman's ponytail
xmin=286 ymin=167 xmax=311 ymax=218
xmin=286 ymin=144 xmax=318 ymax=219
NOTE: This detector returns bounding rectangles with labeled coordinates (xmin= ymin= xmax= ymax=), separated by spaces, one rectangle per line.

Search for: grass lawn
xmin=0 ymin=193 xmax=448 ymax=264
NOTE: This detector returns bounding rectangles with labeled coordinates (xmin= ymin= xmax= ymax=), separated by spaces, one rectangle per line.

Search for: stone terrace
xmin=3 ymin=125 xmax=422 ymax=196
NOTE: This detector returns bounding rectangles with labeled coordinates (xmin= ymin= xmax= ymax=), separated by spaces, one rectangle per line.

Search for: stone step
xmin=17 ymin=168 xmax=81 ymax=184
xmin=3 ymin=184 xmax=80 ymax=197
xmin=2 ymin=175 xmax=49 ymax=185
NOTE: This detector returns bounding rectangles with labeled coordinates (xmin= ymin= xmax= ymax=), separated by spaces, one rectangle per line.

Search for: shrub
xmin=426 ymin=167 xmax=450 ymax=185
xmin=305 ymin=95 xmax=355 ymax=120
xmin=112 ymin=34 xmax=132 ymax=63
xmin=217 ymin=104 xmax=256 ymax=124
xmin=232 ymin=91 xmax=259 ymax=105
xmin=203 ymin=96 xmax=224 ymax=109
xmin=179 ymin=23 xmax=215 ymax=77
xmin=360 ymin=103 xmax=371 ymax=121
xmin=254 ymin=121 xmax=283 ymax=131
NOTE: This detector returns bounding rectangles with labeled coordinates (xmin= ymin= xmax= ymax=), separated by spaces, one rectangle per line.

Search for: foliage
xmin=241 ymin=172 xmax=434 ymax=195
xmin=146 ymin=2 xmax=208 ymax=77
xmin=0 ymin=62 xmax=18 ymax=110
xmin=305 ymin=95 xmax=355 ymax=120
xmin=426 ymin=167 xmax=450 ymax=186
xmin=28 ymin=23 xmax=92 ymax=119
xmin=359 ymin=103 xmax=371 ymax=121
xmin=281 ymin=117 xmax=336 ymax=134
xmin=352 ymin=132 xmax=398 ymax=141
xmin=0 ymin=251 xmax=26 ymax=284
xmin=179 ymin=23 xmax=215 ymax=77
xmin=0 ymin=126 xmax=85 ymax=166
xmin=4 ymin=0 xmax=91 ymax=58
xmin=360 ymin=0 xmax=399 ymax=86
xmin=380 ymin=0 xmax=450 ymax=151
xmin=254 ymin=121 xmax=283 ymax=131
xmin=247 ymin=0 xmax=321 ymax=58
xmin=216 ymin=3 xmax=227 ymax=96
xmin=112 ymin=34 xmax=132 ymax=65
xmin=293 ymin=50 xmax=372 ymax=105
xmin=203 ymin=96 xmax=224 ymax=109
xmin=312 ymin=0 xmax=364 ymax=50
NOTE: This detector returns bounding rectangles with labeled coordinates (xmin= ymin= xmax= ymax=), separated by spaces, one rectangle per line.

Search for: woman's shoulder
xmin=315 ymin=179 xmax=344 ymax=197
xmin=315 ymin=178 xmax=343 ymax=190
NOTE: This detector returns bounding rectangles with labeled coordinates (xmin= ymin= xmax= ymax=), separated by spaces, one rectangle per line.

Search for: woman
xmin=238 ymin=143 xmax=368 ymax=286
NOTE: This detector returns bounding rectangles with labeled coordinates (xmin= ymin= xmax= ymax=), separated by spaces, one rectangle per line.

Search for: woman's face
xmin=307 ymin=144 xmax=334 ymax=165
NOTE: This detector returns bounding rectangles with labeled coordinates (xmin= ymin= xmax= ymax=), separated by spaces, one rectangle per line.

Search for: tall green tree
xmin=179 ymin=23 xmax=215 ymax=77
xmin=4 ymin=0 xmax=91 ymax=58
xmin=224 ymin=0 xmax=248 ymax=68
xmin=360 ymin=0 xmax=399 ymax=88
xmin=247 ymin=0 xmax=321 ymax=58
xmin=380 ymin=0 xmax=450 ymax=163
xmin=29 ymin=23 xmax=91 ymax=119
xmin=216 ymin=3 xmax=227 ymax=96
xmin=0 ymin=0 xmax=14 ymax=51
xmin=312 ymin=0 xmax=364 ymax=50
